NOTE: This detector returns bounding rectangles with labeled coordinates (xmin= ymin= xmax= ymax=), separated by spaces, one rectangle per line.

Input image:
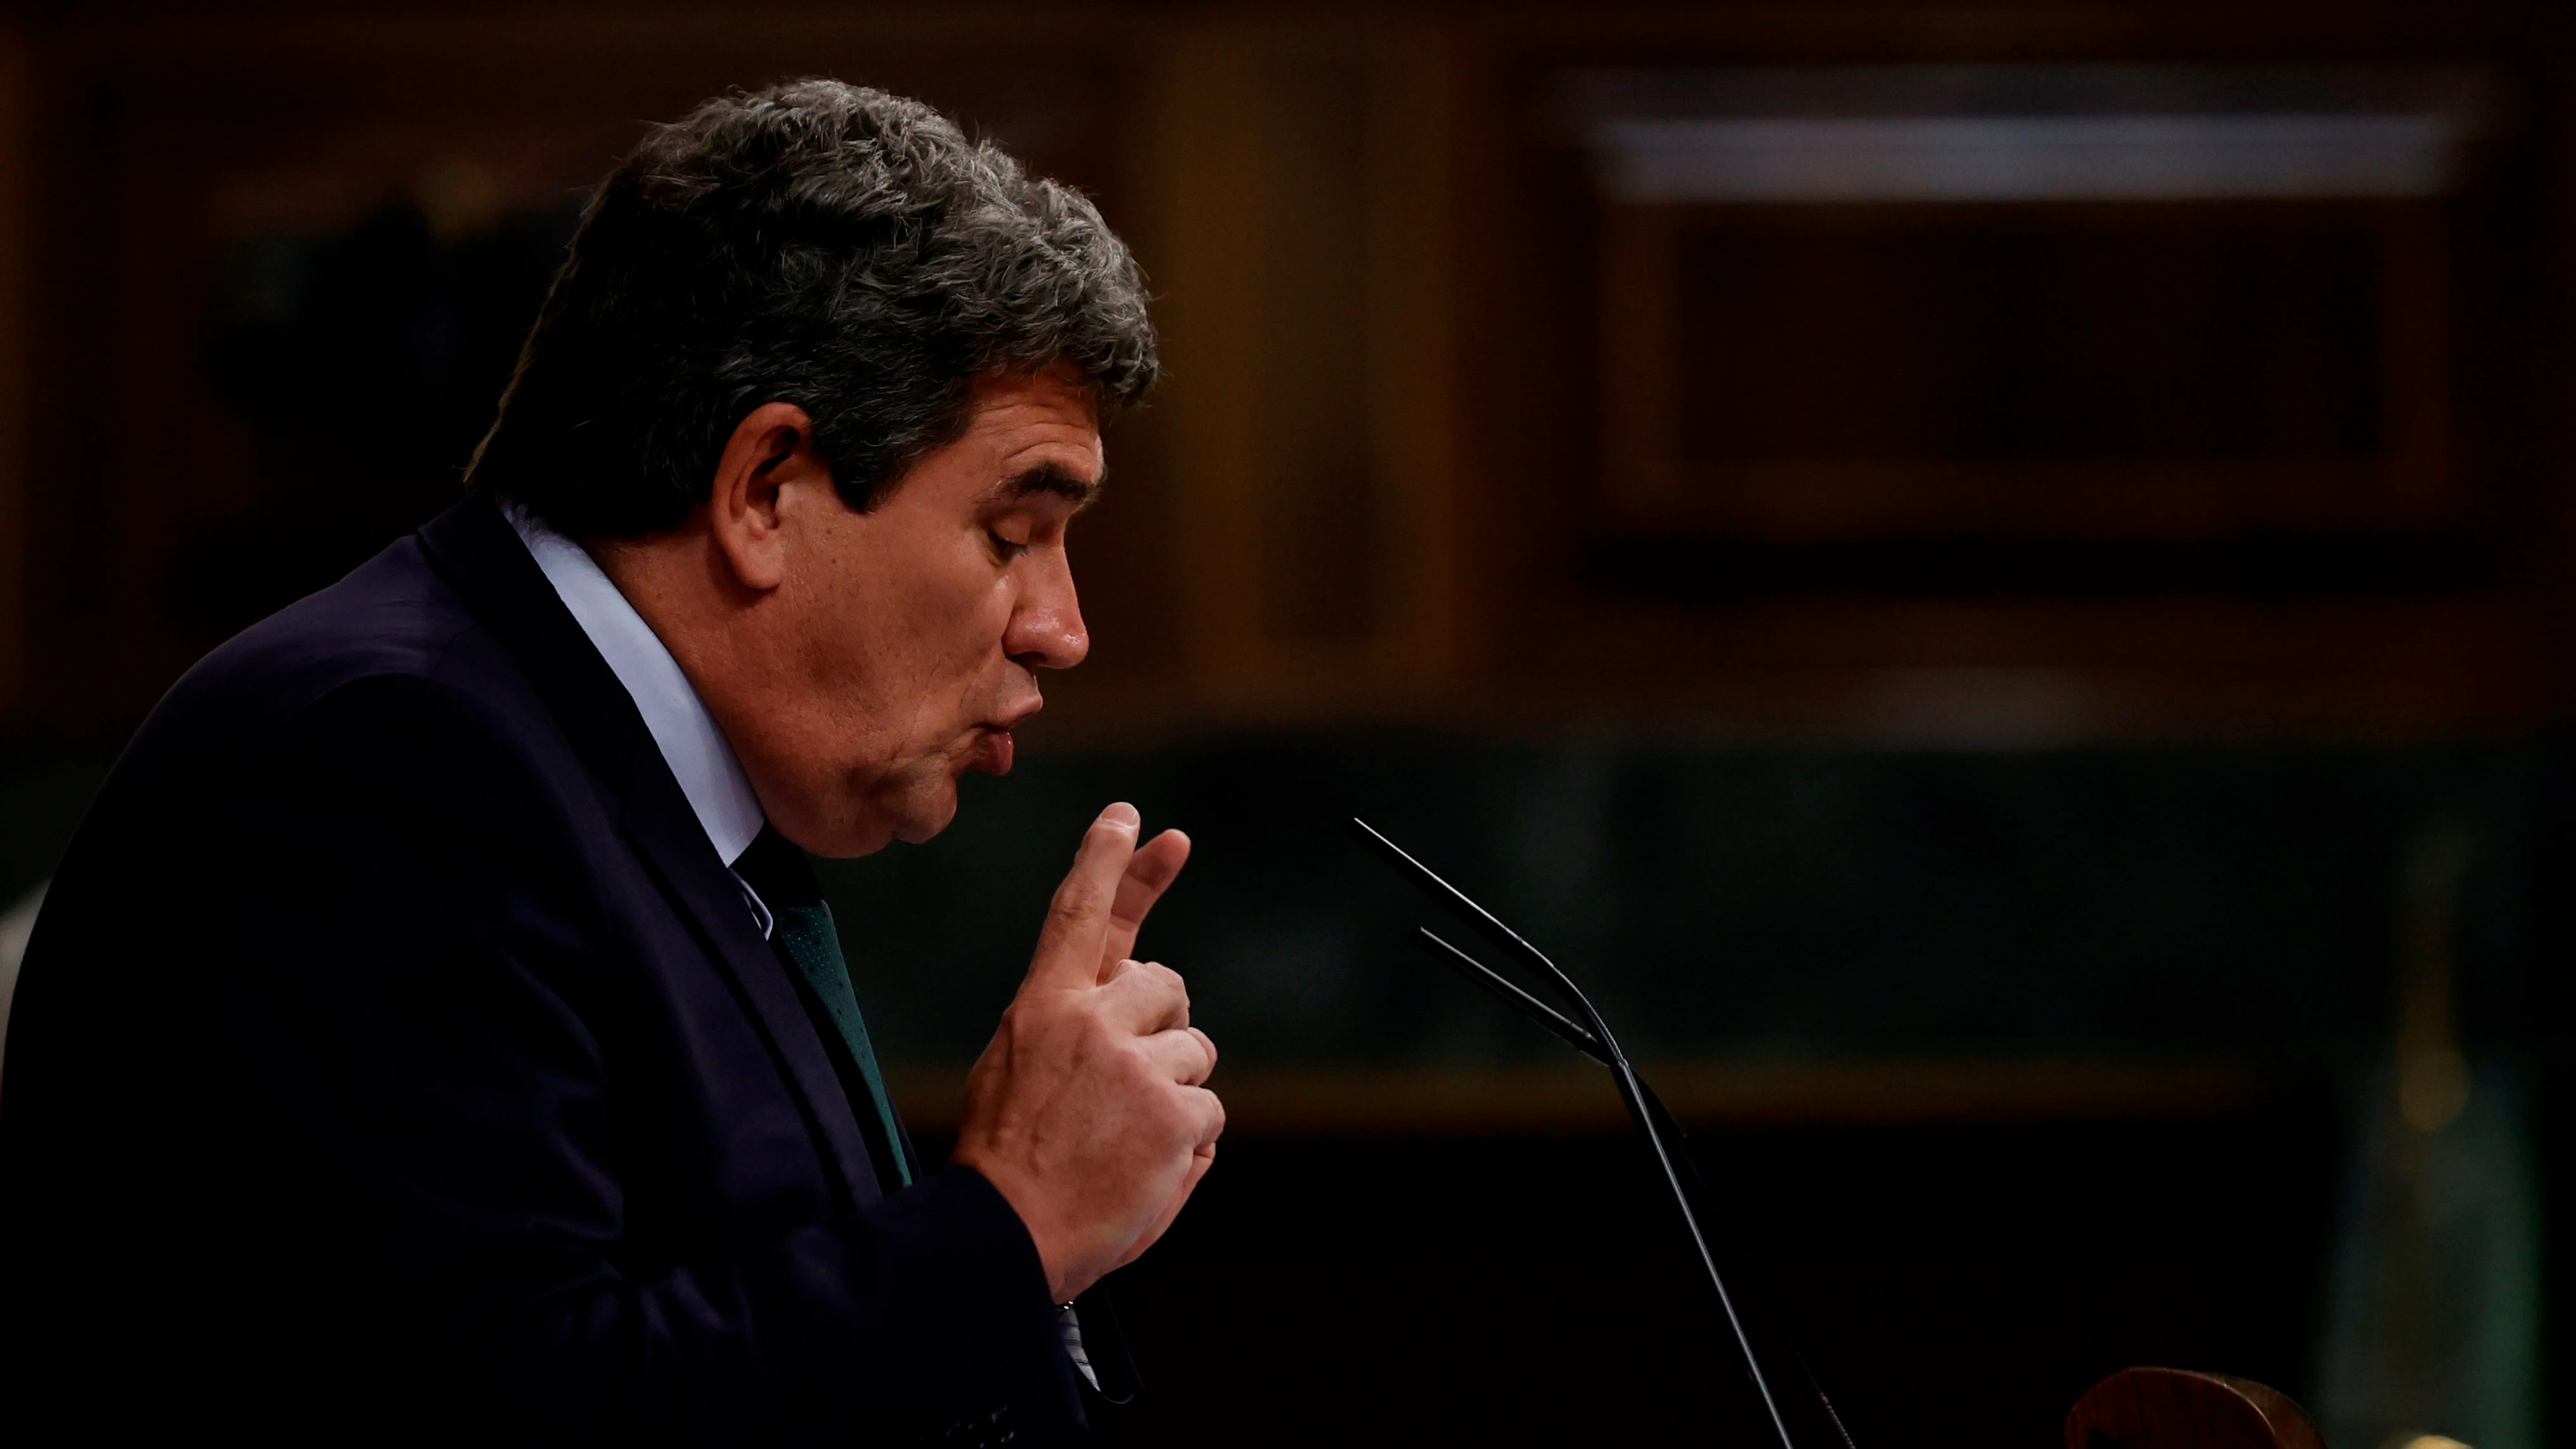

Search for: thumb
xmin=1027 ymin=802 xmax=1140 ymax=989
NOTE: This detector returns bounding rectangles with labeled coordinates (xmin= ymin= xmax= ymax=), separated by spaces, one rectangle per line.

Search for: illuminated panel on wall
xmin=1591 ymin=114 xmax=2468 ymax=203
xmin=1566 ymin=67 xmax=2496 ymax=203
xmin=1561 ymin=67 xmax=2495 ymax=555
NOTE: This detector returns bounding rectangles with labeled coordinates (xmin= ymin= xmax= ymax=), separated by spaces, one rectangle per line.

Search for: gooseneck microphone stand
xmin=1351 ymin=819 xmax=1856 ymax=1449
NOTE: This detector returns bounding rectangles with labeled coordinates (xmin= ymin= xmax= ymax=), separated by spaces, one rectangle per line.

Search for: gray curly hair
xmin=467 ymin=79 xmax=1159 ymax=537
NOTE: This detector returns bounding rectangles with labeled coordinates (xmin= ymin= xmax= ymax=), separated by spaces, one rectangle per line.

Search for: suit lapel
xmin=416 ymin=496 xmax=879 ymax=1204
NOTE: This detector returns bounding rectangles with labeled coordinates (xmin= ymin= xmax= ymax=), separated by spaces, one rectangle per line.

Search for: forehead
xmin=966 ymin=368 xmax=1100 ymax=447
xmin=964 ymin=366 xmax=1105 ymax=503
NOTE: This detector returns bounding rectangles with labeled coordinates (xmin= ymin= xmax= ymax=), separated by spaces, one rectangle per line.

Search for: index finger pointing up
xmin=1027 ymin=802 xmax=1140 ymax=989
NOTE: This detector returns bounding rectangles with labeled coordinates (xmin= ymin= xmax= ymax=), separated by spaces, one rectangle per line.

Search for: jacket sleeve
xmin=209 ymin=672 xmax=1083 ymax=1445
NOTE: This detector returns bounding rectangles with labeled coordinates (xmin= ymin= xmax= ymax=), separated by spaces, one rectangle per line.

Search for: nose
xmin=1005 ymin=548 xmax=1088 ymax=671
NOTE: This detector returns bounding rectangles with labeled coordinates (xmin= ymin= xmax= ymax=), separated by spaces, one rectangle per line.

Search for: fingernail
xmin=1101 ymin=802 xmax=1140 ymax=830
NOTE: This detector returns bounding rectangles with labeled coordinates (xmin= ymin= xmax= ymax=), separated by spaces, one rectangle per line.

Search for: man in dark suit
xmin=0 ymin=80 xmax=1221 ymax=1445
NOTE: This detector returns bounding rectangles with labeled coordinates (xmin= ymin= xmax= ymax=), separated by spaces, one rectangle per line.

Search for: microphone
xmin=1352 ymin=818 xmax=1857 ymax=1449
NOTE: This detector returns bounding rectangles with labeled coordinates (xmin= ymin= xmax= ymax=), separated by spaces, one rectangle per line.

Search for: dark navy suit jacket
xmin=0 ymin=497 xmax=1123 ymax=1444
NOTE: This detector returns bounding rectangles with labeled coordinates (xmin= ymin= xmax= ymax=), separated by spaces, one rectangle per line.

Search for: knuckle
xmin=1050 ymin=877 xmax=1102 ymax=919
xmin=1159 ymin=1092 xmax=1202 ymax=1145
xmin=1135 ymin=963 xmax=1190 ymax=1009
xmin=1195 ymin=1088 xmax=1227 ymax=1140
xmin=1104 ymin=1030 xmax=1152 ymax=1076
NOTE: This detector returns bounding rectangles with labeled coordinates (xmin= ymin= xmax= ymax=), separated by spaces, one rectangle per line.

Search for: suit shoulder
xmin=94 ymin=533 xmax=572 ymax=837
xmin=149 ymin=532 xmax=552 ymax=742
xmin=181 ymin=533 xmax=489 ymax=706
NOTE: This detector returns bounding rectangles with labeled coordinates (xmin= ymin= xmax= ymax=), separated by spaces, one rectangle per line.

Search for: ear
xmin=707 ymin=401 xmax=831 ymax=593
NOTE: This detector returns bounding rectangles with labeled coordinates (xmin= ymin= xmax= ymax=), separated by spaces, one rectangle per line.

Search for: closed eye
xmin=987 ymin=529 xmax=1029 ymax=563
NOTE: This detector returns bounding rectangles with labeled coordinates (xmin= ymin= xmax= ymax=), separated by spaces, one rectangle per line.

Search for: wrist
xmin=953 ymin=1149 xmax=1079 ymax=1301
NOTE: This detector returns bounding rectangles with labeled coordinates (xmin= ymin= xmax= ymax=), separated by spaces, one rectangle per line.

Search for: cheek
xmin=899 ymin=562 xmax=1015 ymax=673
xmin=847 ymin=564 xmax=1008 ymax=722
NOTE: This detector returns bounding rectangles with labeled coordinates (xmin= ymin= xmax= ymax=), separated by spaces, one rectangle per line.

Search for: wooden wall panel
xmin=1137 ymin=20 xmax=1461 ymax=724
xmin=0 ymin=25 xmax=23 ymax=719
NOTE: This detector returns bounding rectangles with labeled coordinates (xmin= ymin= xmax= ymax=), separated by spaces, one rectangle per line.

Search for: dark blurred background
xmin=0 ymin=3 xmax=2570 ymax=1446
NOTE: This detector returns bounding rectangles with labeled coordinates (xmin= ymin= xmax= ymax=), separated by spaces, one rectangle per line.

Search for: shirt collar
xmin=503 ymin=505 xmax=768 ymax=869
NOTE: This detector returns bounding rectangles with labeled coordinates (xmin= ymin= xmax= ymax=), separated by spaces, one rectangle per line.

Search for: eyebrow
xmin=1002 ymin=460 xmax=1104 ymax=509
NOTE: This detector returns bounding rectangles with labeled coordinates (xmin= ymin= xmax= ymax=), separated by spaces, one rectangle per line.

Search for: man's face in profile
xmin=722 ymin=364 xmax=1102 ymax=856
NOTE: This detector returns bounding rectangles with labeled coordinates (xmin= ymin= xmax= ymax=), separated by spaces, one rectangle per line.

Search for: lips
xmin=969 ymin=693 xmax=1041 ymax=776
xmin=979 ymin=727 xmax=1015 ymax=775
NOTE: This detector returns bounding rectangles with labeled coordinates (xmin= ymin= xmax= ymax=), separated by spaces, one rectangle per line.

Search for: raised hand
xmin=952 ymin=803 xmax=1223 ymax=1301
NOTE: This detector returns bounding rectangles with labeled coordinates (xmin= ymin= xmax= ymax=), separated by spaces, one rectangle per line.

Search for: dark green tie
xmin=734 ymin=827 xmax=914 ymax=1188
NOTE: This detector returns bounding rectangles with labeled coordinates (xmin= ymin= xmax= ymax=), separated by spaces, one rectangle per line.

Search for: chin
xmin=886 ymin=779 xmax=962 ymax=848
xmin=780 ymin=789 xmax=908 ymax=860
xmin=796 ymin=818 xmax=899 ymax=860
xmin=790 ymin=764 xmax=962 ymax=858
